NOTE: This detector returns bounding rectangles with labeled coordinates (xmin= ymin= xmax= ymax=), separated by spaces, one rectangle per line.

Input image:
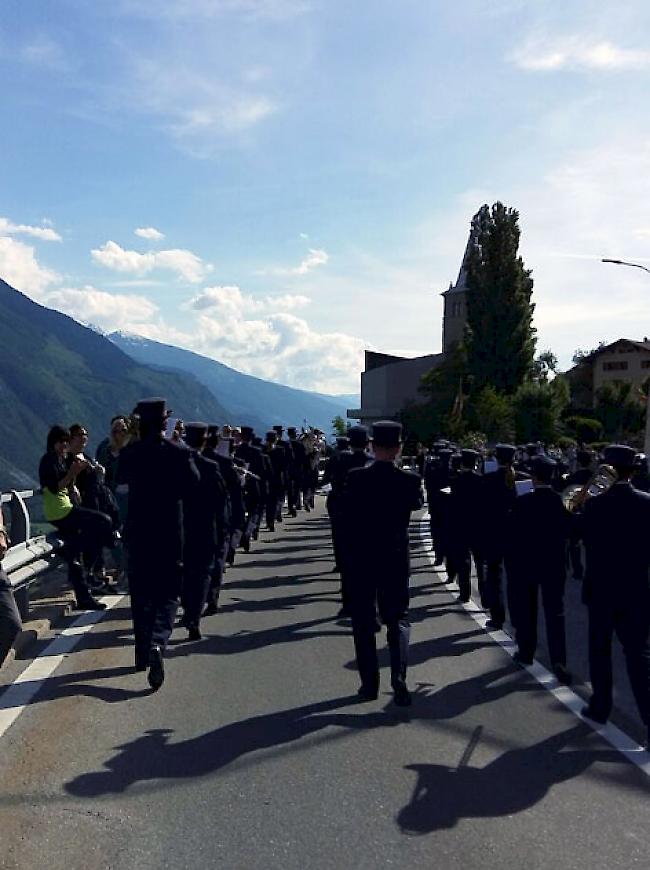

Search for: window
xmin=642 ymin=360 xmax=650 ymax=369
xmin=450 ymin=300 xmax=462 ymax=317
xmin=603 ymin=361 xmax=629 ymax=371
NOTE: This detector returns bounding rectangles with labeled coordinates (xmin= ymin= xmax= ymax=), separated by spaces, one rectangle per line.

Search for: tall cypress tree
xmin=464 ymin=202 xmax=536 ymax=394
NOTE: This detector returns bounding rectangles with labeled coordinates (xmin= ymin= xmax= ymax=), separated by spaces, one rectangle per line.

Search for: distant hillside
xmin=0 ymin=279 xmax=230 ymax=485
xmin=110 ymin=333 xmax=354 ymax=433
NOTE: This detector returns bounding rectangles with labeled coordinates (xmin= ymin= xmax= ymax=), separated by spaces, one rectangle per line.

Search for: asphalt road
xmin=0 ymin=498 xmax=648 ymax=870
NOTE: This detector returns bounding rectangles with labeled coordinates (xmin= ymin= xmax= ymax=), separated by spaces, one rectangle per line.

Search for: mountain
xmin=0 ymin=279 xmax=230 ymax=485
xmin=110 ymin=333 xmax=354 ymax=433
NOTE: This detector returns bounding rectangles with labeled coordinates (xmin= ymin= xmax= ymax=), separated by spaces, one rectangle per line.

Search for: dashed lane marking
xmin=0 ymin=595 xmax=124 ymax=740
xmin=419 ymin=515 xmax=650 ymax=778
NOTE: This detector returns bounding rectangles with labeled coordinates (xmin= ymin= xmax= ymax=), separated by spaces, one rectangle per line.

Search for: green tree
xmin=512 ymin=377 xmax=569 ymax=443
xmin=564 ymin=415 xmax=604 ymax=444
xmin=466 ymin=385 xmax=514 ymax=442
xmin=464 ymin=202 xmax=536 ymax=394
xmin=331 ymin=415 xmax=348 ymax=437
xmin=594 ymin=381 xmax=645 ymax=441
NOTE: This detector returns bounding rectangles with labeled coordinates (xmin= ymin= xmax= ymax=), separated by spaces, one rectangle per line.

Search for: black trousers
xmin=53 ymin=506 xmax=113 ymax=600
xmin=451 ymin=540 xmax=482 ymax=601
xmin=514 ymin=574 xmax=567 ymax=666
xmin=352 ymin=614 xmax=410 ymax=691
xmin=182 ymin=559 xmax=212 ymax=626
xmin=350 ymin=584 xmax=410 ymax=690
xmin=326 ymin=495 xmax=344 ymax=570
xmin=129 ymin=558 xmax=182 ymax=668
xmin=0 ymin=585 xmax=22 ymax=667
xmin=588 ymin=599 xmax=650 ymax=725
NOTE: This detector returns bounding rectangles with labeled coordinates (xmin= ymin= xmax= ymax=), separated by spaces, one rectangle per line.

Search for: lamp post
xmin=601 ymin=258 xmax=650 ymax=457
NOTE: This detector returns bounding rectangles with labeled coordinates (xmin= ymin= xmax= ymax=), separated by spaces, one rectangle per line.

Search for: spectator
xmin=96 ymin=416 xmax=130 ymax=493
xmin=0 ymin=507 xmax=22 ymax=667
xmin=38 ymin=425 xmax=112 ymax=610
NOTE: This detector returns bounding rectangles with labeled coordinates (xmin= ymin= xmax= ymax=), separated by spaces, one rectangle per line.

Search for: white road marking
xmin=419 ymin=515 xmax=650 ymax=777
xmin=0 ymin=595 xmax=123 ymax=739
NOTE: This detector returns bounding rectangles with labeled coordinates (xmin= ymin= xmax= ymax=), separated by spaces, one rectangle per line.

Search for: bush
xmin=565 ymin=415 xmax=603 ymax=444
xmin=556 ymin=436 xmax=577 ymax=449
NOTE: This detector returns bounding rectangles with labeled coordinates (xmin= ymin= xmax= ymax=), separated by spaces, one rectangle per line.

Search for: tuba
xmin=562 ymin=464 xmax=618 ymax=512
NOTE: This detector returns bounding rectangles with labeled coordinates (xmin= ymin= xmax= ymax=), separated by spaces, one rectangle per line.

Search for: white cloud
xmin=91 ymin=240 xmax=211 ymax=283
xmin=0 ymin=217 xmax=61 ymax=241
xmin=188 ymin=284 xmax=311 ymax=312
xmin=128 ymin=59 xmax=279 ymax=154
xmin=46 ymin=286 xmax=159 ymax=331
xmin=510 ymin=36 xmax=650 ymax=72
xmin=135 ymin=226 xmax=165 ymax=241
xmin=261 ymin=248 xmax=329 ymax=276
xmin=0 ymin=236 xmax=60 ymax=295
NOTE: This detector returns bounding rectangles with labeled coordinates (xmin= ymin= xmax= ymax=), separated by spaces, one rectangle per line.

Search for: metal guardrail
xmin=1 ymin=490 xmax=63 ymax=618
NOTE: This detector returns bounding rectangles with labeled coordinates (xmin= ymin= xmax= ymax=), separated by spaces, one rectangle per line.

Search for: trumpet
xmin=561 ymin=464 xmax=618 ymax=512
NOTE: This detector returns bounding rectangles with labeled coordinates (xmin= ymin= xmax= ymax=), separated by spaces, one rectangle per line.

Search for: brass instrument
xmin=561 ymin=464 xmax=618 ymax=512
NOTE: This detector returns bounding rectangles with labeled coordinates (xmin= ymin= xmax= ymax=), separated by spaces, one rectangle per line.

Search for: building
xmin=347 ymin=240 xmax=470 ymax=428
xmin=565 ymin=338 xmax=650 ymax=409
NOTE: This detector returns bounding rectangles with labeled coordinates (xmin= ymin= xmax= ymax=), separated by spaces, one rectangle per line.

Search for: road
xmin=0 ymin=499 xmax=648 ymax=870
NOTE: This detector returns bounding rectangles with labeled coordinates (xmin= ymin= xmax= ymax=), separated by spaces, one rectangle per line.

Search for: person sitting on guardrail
xmin=38 ymin=425 xmax=113 ymax=611
xmin=0 ymin=506 xmax=22 ymax=667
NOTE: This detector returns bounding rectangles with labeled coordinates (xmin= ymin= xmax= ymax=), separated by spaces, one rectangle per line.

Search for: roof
xmin=442 ymin=233 xmax=473 ymax=296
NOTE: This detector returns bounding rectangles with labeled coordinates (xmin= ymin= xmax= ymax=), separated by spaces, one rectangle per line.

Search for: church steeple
xmin=441 ymin=232 xmax=472 ymax=354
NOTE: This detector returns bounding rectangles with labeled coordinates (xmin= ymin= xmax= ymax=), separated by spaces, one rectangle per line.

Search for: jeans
xmin=0 ymin=584 xmax=22 ymax=666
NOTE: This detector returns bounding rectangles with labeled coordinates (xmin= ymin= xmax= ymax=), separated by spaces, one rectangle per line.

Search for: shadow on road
xmin=397 ymin=723 xmax=648 ymax=834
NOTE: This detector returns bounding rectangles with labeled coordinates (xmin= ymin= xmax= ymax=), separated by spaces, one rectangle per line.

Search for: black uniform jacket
xmin=117 ymin=436 xmax=199 ymax=569
xmin=330 ymin=450 xmax=370 ymax=498
xmin=480 ymin=468 xmax=521 ymax=560
xmin=448 ymin=470 xmax=483 ymax=546
xmin=508 ymin=486 xmax=572 ymax=580
xmin=203 ymin=447 xmax=244 ymax=530
xmin=183 ymin=451 xmax=226 ymax=566
xmin=343 ymin=461 xmax=423 ymax=595
xmin=579 ymin=481 xmax=650 ymax=603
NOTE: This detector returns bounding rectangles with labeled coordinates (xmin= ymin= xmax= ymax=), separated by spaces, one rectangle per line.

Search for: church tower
xmin=441 ymin=235 xmax=472 ymax=354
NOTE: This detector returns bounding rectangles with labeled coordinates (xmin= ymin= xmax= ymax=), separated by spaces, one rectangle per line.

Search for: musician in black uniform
xmin=508 ymin=455 xmax=573 ymax=684
xmin=579 ymin=444 xmax=650 ymax=746
xmin=561 ymin=449 xmax=593 ymax=580
xmin=328 ymin=425 xmax=371 ymax=617
xmin=116 ymin=398 xmax=199 ymax=690
xmin=424 ymin=446 xmax=452 ymax=566
xmin=323 ymin=436 xmax=351 ymax=573
xmin=343 ymin=421 xmax=423 ymax=706
xmin=480 ymin=443 xmax=527 ymax=630
xmin=273 ymin=425 xmax=294 ymax=516
xmin=287 ymin=426 xmax=307 ymax=514
xmin=448 ymin=448 xmax=484 ymax=604
xmin=264 ymin=430 xmax=287 ymax=530
xmin=235 ymin=426 xmax=266 ymax=550
xmin=180 ymin=423 xmax=228 ymax=640
xmin=203 ymin=425 xmax=242 ymax=614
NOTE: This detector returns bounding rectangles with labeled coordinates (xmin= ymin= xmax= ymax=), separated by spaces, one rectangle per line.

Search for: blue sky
xmin=2 ymin=0 xmax=650 ymax=393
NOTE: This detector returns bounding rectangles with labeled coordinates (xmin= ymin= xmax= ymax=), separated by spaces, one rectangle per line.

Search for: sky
xmin=2 ymin=0 xmax=650 ymax=395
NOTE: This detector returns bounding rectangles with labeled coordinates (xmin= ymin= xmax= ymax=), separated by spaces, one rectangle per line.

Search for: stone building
xmin=565 ymin=338 xmax=650 ymax=409
xmin=347 ymin=240 xmax=470 ymax=428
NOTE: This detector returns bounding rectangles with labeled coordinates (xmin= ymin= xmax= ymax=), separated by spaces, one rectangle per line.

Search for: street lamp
xmin=602 ymin=258 xmax=650 ymax=275
xmin=601 ymin=257 xmax=650 ymax=457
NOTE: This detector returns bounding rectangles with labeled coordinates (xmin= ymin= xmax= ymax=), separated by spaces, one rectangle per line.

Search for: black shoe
xmin=485 ymin=618 xmax=503 ymax=630
xmin=276 ymin=515 xmax=283 ymax=523
xmin=513 ymin=650 xmax=533 ymax=666
xmin=336 ymin=606 xmax=350 ymax=618
xmin=457 ymin=595 xmax=470 ymax=604
xmin=147 ymin=646 xmax=165 ymax=691
xmin=393 ymin=682 xmax=412 ymax=707
xmin=553 ymin=663 xmax=573 ymax=685
xmin=75 ymin=595 xmax=107 ymax=611
xmin=445 ymin=575 xmax=455 ymax=584
xmin=267 ymin=523 xmax=275 ymax=532
xmin=203 ymin=601 xmax=219 ymax=617
xmin=187 ymin=624 xmax=202 ymax=642
xmin=289 ymin=510 xmax=297 ymax=517
xmin=304 ymin=503 xmax=311 ymax=512
xmin=581 ymin=704 xmax=608 ymax=725
xmin=241 ymin=536 xmax=250 ymax=553
xmin=433 ymin=556 xmax=444 ymax=566
xmin=357 ymin=684 xmax=378 ymax=701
